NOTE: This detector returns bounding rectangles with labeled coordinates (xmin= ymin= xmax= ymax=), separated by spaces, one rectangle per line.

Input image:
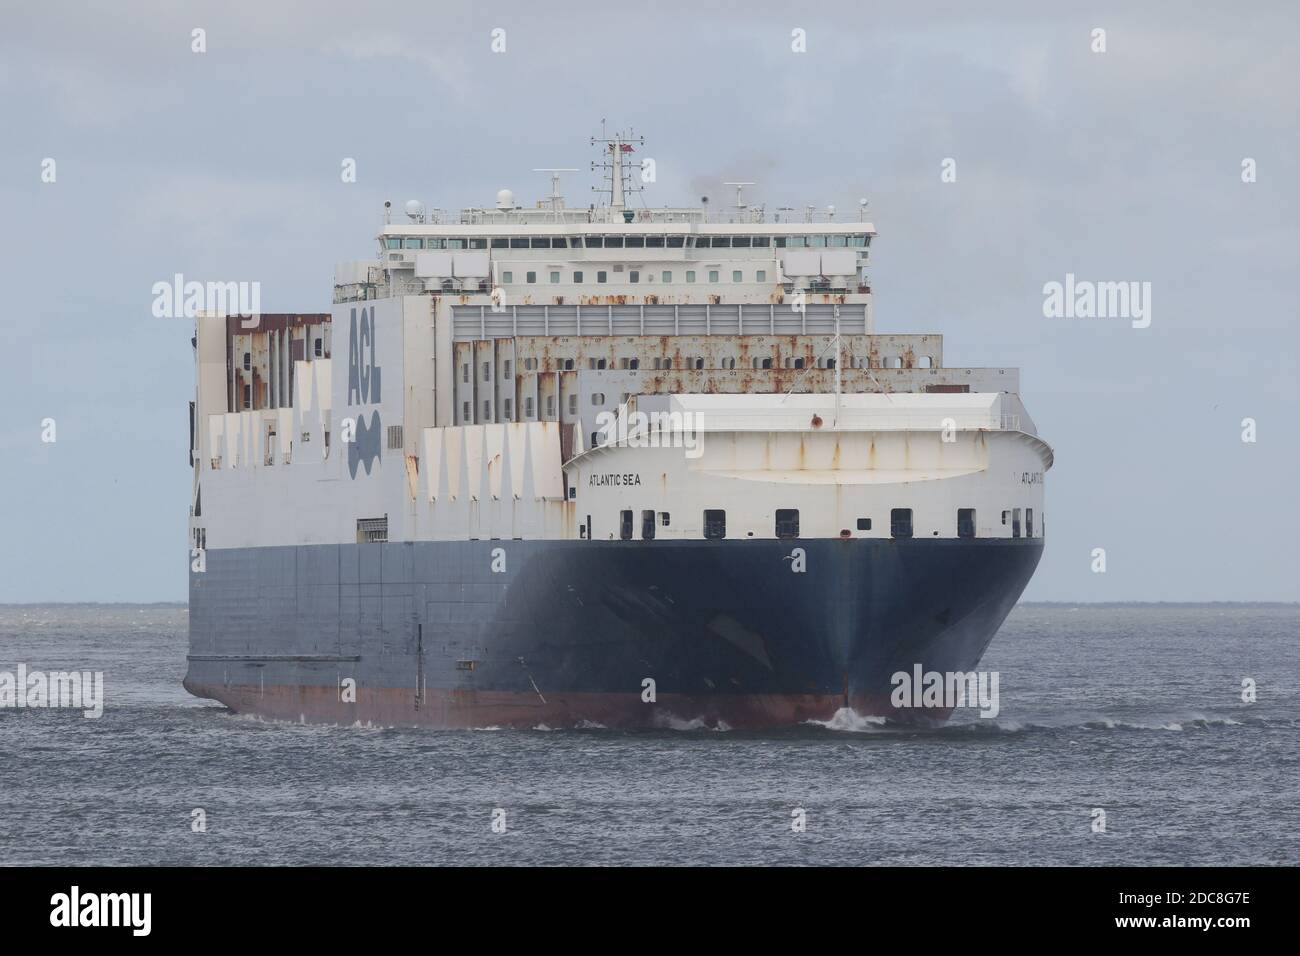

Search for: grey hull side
xmin=186 ymin=537 xmax=1044 ymax=729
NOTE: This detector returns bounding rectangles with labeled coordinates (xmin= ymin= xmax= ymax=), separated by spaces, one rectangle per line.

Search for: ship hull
xmin=186 ymin=537 xmax=1042 ymax=729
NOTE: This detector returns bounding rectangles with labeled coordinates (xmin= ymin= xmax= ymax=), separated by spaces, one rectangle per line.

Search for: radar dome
xmin=496 ymin=188 xmax=515 ymax=209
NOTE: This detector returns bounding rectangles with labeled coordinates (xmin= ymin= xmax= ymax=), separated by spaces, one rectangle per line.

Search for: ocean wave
xmin=653 ymin=714 xmax=732 ymax=732
xmin=802 ymin=707 xmax=1286 ymax=736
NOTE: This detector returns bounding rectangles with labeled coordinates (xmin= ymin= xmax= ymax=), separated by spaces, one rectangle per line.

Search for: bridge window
xmin=757 ymin=270 xmax=767 ymax=282
xmin=526 ymin=271 xmax=536 ymax=283
xmin=686 ymin=271 xmax=696 ymax=282
xmin=550 ymin=271 xmax=560 ymax=283
xmin=510 ymin=238 xmax=528 ymax=249
xmin=641 ymin=510 xmax=656 ymax=540
xmin=662 ymin=271 xmax=672 ymax=283
xmin=501 ymin=271 xmax=512 ymax=283
xmin=958 ymin=509 xmax=976 ymax=538
xmin=573 ymin=271 xmax=584 ymax=283
xmin=626 ymin=237 xmax=644 ymax=248
xmin=629 ymin=271 xmax=639 ymax=283
xmin=597 ymin=271 xmax=608 ymax=283
xmin=775 ymin=509 xmax=800 ymax=539
xmin=620 ymin=510 xmax=633 ymax=541
xmin=891 ymin=508 xmax=913 ymax=539
xmin=709 ymin=270 xmax=720 ymax=282
xmin=703 ymin=510 xmax=726 ymax=540
xmin=732 ymin=270 xmax=743 ymax=282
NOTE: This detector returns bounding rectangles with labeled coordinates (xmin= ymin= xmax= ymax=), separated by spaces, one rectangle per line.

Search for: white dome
xmin=495 ymin=188 xmax=515 ymax=209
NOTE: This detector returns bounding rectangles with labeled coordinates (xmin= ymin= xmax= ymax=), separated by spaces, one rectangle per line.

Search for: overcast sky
xmin=1 ymin=1 xmax=1297 ymax=601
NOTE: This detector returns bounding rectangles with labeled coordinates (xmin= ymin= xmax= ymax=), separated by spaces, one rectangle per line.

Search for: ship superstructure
xmin=185 ymin=130 xmax=1052 ymax=729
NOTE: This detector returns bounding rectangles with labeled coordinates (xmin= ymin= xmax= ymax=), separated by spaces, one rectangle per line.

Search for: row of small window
xmin=468 ymin=355 xmax=927 ymax=383
xmin=500 ymin=269 xmax=767 ymax=285
xmin=462 ymin=392 xmax=621 ymax=422
xmin=606 ymin=508 xmax=1038 ymax=540
xmin=385 ymin=234 xmax=870 ymax=251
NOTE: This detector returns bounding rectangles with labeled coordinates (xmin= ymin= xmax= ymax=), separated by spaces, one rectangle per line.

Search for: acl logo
xmin=347 ymin=306 xmax=383 ymax=478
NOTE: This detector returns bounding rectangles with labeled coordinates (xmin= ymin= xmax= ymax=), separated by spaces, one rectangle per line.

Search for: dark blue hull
xmin=186 ymin=538 xmax=1043 ymax=728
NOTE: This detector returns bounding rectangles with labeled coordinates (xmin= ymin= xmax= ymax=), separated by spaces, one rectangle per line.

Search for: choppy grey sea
xmin=0 ymin=604 xmax=1295 ymax=866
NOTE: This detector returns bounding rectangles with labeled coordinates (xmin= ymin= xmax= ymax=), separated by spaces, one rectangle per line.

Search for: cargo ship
xmin=185 ymin=130 xmax=1052 ymax=729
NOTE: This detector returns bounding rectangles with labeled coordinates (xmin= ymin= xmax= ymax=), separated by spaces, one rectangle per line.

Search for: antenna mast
xmin=533 ymin=168 xmax=578 ymax=222
xmin=591 ymin=126 xmax=645 ymax=217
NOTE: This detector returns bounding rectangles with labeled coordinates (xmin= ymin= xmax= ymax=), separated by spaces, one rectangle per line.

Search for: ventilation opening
xmin=356 ymin=517 xmax=388 ymax=543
